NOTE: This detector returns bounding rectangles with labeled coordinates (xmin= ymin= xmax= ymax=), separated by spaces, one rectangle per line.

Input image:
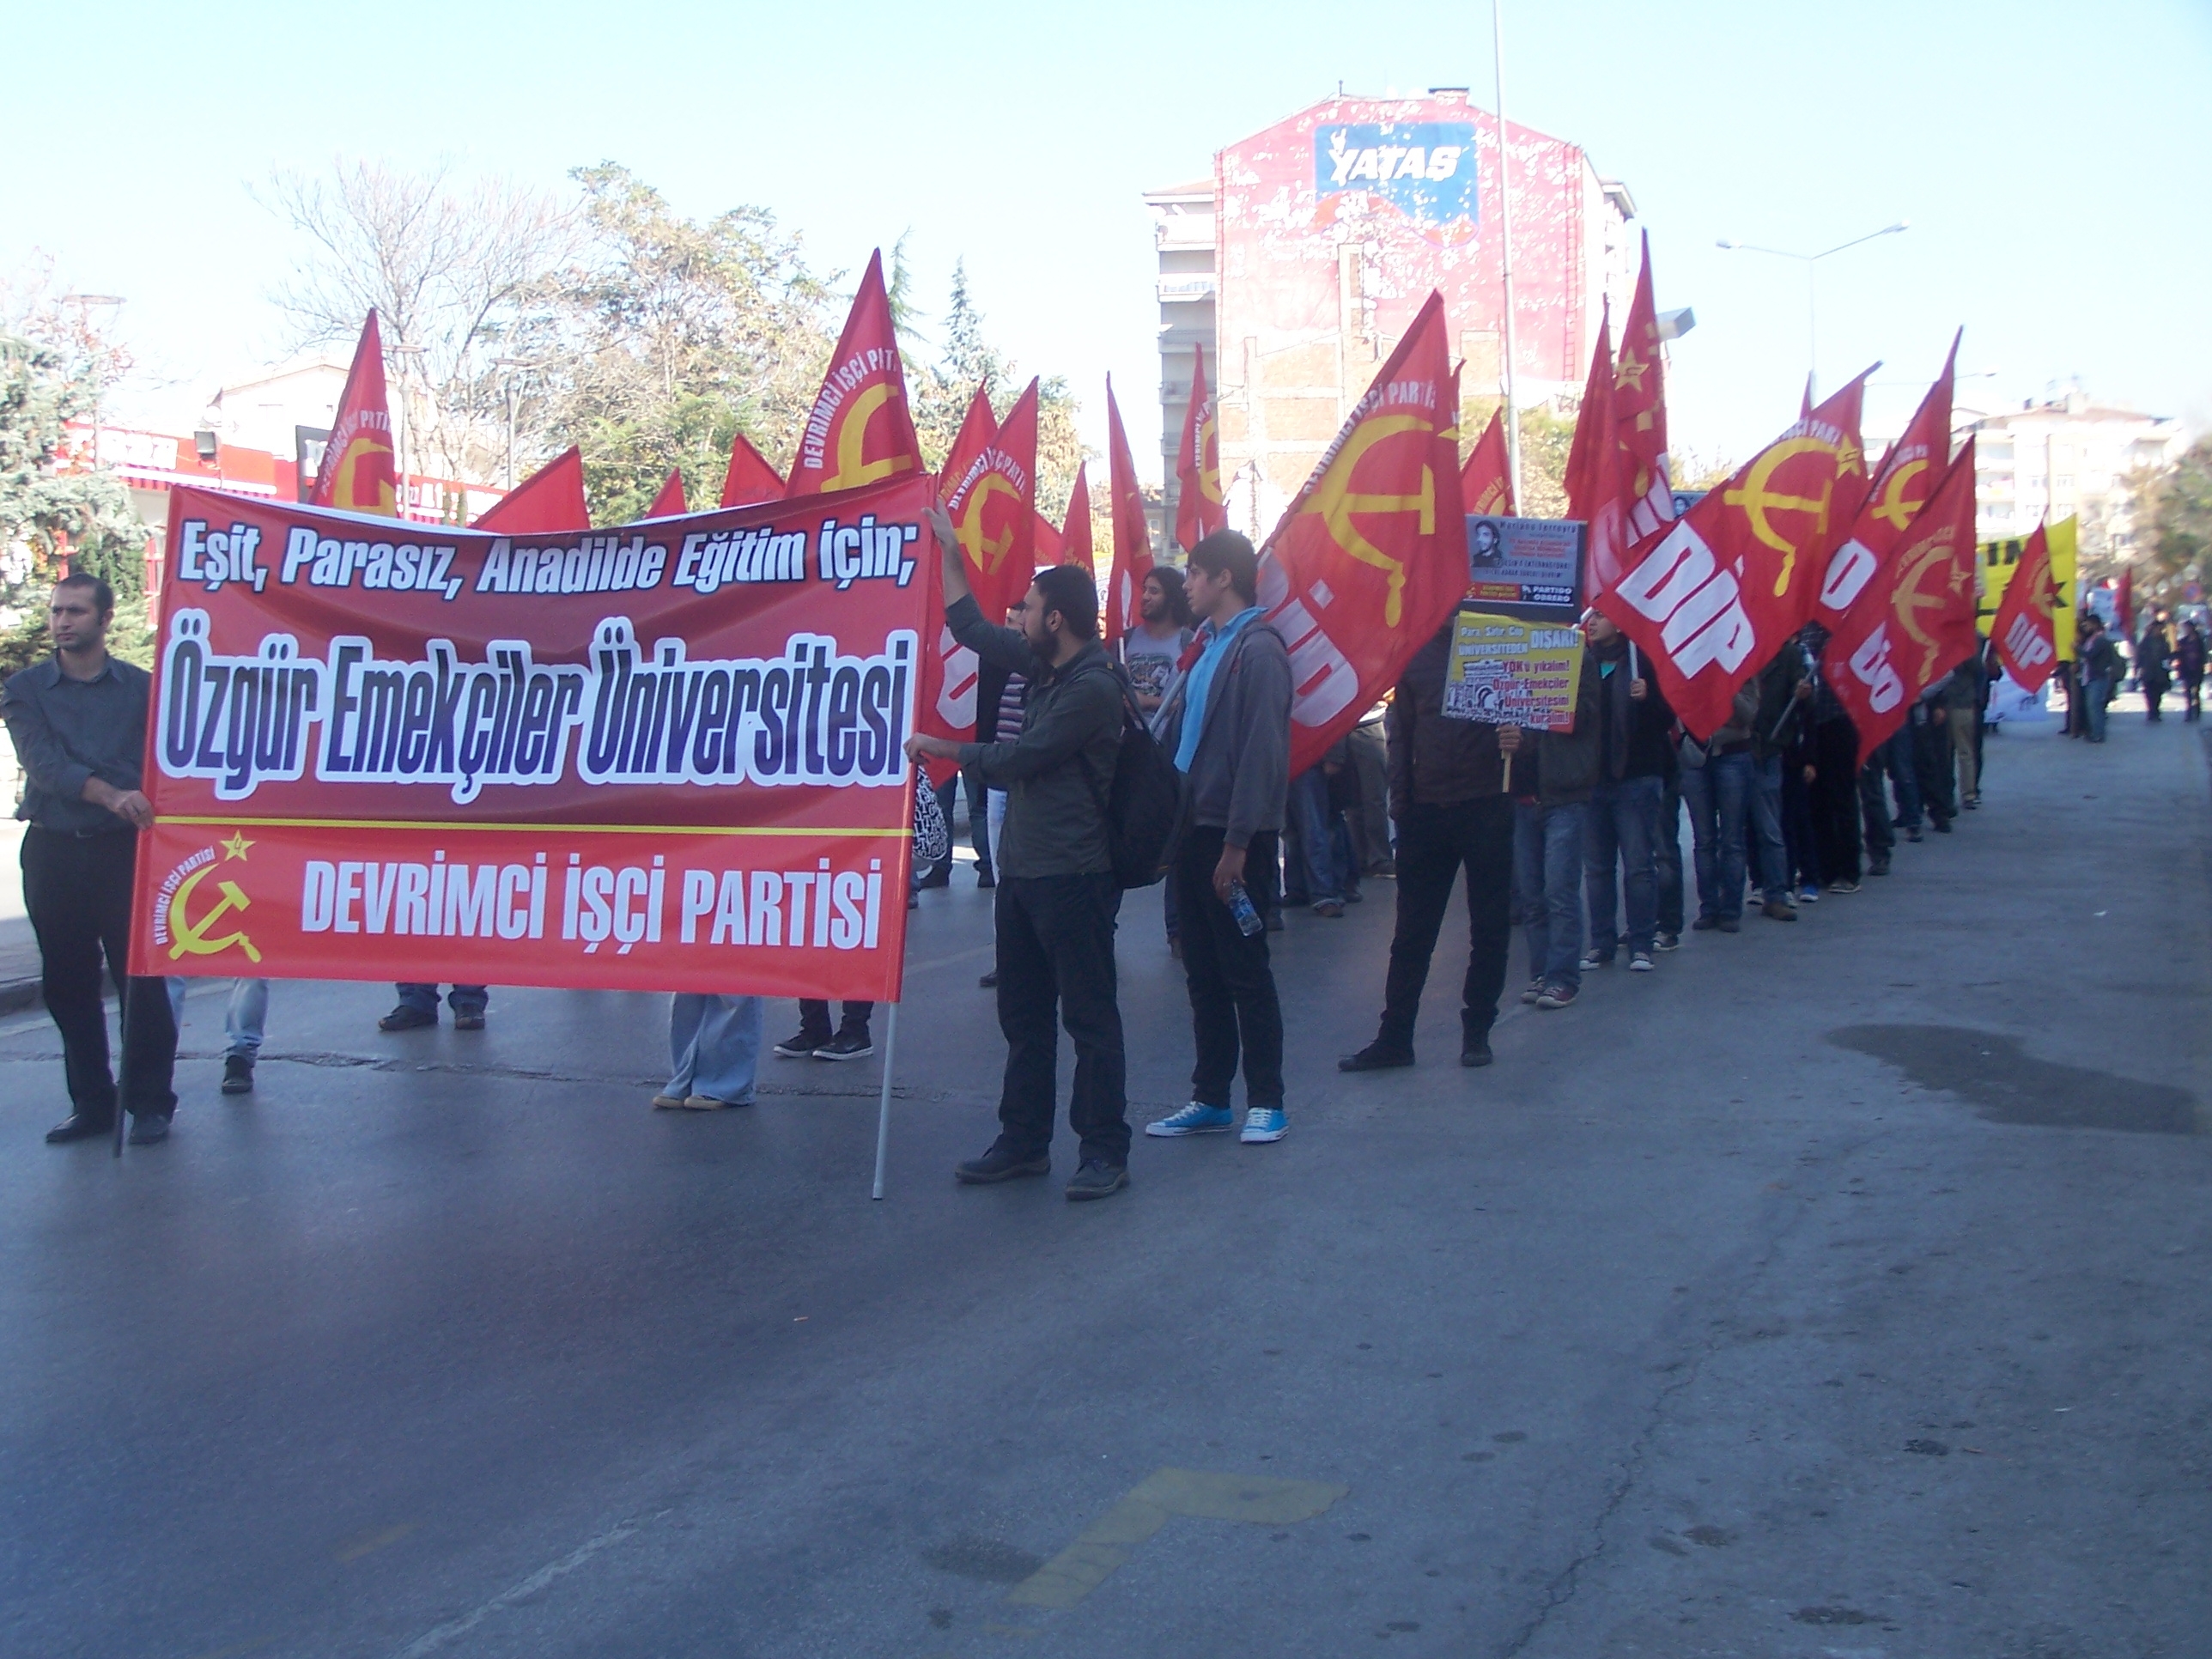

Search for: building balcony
xmin=1158 ymin=274 xmax=1218 ymax=301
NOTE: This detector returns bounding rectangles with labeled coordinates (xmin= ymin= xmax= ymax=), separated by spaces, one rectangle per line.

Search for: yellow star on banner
xmin=1613 ymin=349 xmax=1649 ymax=393
xmin=221 ymin=831 xmax=254 ymax=861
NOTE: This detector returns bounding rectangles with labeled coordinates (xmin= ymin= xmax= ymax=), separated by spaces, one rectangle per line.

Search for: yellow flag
xmin=1978 ymin=515 xmax=2077 ymax=661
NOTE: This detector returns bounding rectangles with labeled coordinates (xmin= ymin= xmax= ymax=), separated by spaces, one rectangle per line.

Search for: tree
xmin=2136 ymin=439 xmax=2212 ymax=605
xmin=260 ymin=160 xmax=580 ymax=485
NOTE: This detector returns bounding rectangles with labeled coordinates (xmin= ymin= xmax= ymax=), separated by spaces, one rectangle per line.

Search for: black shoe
xmin=1265 ymin=910 xmax=1285 ymax=933
xmin=916 ymin=866 xmax=951 ymax=890
xmin=1065 ymin=1159 xmax=1129 ymax=1201
xmin=378 ymin=1004 xmax=437 ymax=1031
xmin=127 ymin=1114 xmax=172 ymax=1146
xmin=978 ymin=969 xmax=999 ymax=988
xmin=1690 ymin=915 xmax=1720 ymax=932
xmin=814 ymin=1028 xmax=874 ymax=1060
xmin=453 ymin=1010 xmax=485 ymax=1031
xmin=45 ymin=1113 xmax=112 ymax=1145
xmin=955 ymin=1142 xmax=1050 ymax=1184
xmin=1931 ymin=817 xmax=1953 ymax=834
xmin=975 ymin=867 xmax=996 ymax=889
xmin=1339 ymin=1042 xmax=1414 ymax=1073
xmin=222 ymin=1054 xmax=254 ymax=1095
xmin=775 ymin=1028 xmax=830 ymax=1058
xmin=1717 ymin=915 xmax=1741 ymax=933
xmin=1868 ymin=855 xmax=1892 ymax=876
xmin=1462 ymin=1037 xmax=1494 ymax=1067
xmin=1905 ymin=826 xmax=1924 ymax=842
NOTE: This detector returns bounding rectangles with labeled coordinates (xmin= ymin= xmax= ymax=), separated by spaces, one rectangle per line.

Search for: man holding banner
xmin=907 ymin=506 xmax=1132 ymax=1201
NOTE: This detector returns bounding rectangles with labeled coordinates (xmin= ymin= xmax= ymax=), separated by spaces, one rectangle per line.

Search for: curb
xmin=0 ymin=977 xmax=41 ymax=1018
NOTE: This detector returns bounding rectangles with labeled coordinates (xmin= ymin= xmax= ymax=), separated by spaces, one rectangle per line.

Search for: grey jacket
xmin=947 ymin=595 xmax=1123 ymax=878
xmin=1155 ymin=616 xmax=1291 ymax=849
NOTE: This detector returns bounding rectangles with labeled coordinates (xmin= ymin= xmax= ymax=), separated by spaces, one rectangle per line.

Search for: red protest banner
xmin=132 ymin=475 xmax=938 ymax=1001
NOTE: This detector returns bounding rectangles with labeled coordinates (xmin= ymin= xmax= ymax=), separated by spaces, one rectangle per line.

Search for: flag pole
xmin=871 ymin=1002 xmax=900 ymax=1200
xmin=1492 ymin=0 xmax=1523 ymax=509
xmin=110 ymin=975 xmax=132 ymax=1158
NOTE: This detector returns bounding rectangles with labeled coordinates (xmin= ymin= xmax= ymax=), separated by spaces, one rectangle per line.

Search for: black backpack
xmin=1075 ymin=661 xmax=1188 ymax=890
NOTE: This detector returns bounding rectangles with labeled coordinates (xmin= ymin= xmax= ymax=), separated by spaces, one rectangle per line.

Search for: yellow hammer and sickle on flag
xmin=1198 ymin=411 xmax=1224 ymax=504
xmin=1892 ymin=540 xmax=1961 ymax=684
xmin=167 ymin=865 xmax=262 ymax=963
xmin=1301 ymin=415 xmax=1436 ymax=627
xmin=957 ymin=473 xmax=1022 ymax=575
xmin=822 ymin=382 xmax=915 ymax=491
xmin=1869 ymin=458 xmax=1929 ymax=532
xmin=1723 ymin=436 xmax=1838 ymax=597
xmin=331 ymin=437 xmax=396 ymax=514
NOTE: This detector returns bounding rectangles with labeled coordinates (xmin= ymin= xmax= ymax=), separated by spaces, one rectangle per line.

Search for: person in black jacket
xmin=1579 ymin=614 xmax=1674 ymax=972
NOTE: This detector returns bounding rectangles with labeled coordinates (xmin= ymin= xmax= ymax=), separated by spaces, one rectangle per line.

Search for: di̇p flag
xmin=1826 ymin=437 xmax=1980 ymax=765
xmin=1103 ymin=377 xmax=1155 ymax=645
xmin=1459 ymin=406 xmax=1515 ymax=518
xmin=132 ymin=474 xmax=939 ymax=1002
xmin=1990 ymin=519 xmax=2059 ymax=692
xmin=787 ymin=249 xmax=924 ymax=497
xmin=1175 ymin=344 xmax=1225 ymax=551
xmin=1597 ymin=368 xmax=1875 ymax=739
xmin=309 ymin=311 xmax=398 ymax=516
xmin=1260 ymin=289 xmax=1463 ymax=776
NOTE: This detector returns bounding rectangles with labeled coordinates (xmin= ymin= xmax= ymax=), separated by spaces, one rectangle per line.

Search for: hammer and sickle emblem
xmin=329 ymin=436 xmax=397 ymax=514
xmin=167 ymin=864 xmax=262 ymax=963
xmin=822 ymin=382 xmax=915 ymax=491
xmin=957 ymin=473 xmax=1023 ymax=576
xmin=1301 ymin=414 xmax=1436 ymax=627
xmin=1869 ymin=458 xmax=1929 ymax=533
xmin=1723 ymin=436 xmax=1838 ymax=597
xmin=1196 ymin=410 xmax=1224 ymax=505
xmin=1891 ymin=541 xmax=1961 ymax=684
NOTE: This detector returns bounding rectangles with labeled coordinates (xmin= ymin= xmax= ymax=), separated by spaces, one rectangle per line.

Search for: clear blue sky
xmin=9 ymin=0 xmax=2207 ymax=477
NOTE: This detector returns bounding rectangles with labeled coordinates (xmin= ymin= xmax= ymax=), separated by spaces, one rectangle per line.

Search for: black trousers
xmin=1376 ymin=798 xmax=1514 ymax=1052
xmin=993 ymin=872 xmax=1128 ymax=1164
xmin=1911 ymin=716 xmax=1955 ymax=822
xmin=1810 ymin=719 xmax=1863 ymax=882
xmin=1654 ymin=774 xmax=1685 ymax=935
xmin=1176 ymin=827 xmax=1285 ymax=1110
xmin=21 ymin=826 xmax=179 ymax=1122
xmin=796 ymin=1000 xmax=872 ymax=1036
xmin=1858 ymin=760 xmax=1895 ymax=860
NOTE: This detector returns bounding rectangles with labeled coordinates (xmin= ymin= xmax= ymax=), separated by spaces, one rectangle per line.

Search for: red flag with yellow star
xmin=310 ymin=311 xmax=398 ymax=516
xmin=1103 ymin=377 xmax=1154 ymax=646
xmin=1459 ymin=406 xmax=1515 ymax=518
xmin=1597 ymin=368 xmax=1875 ymax=740
xmin=719 ymin=431 xmax=785 ymax=507
xmin=1990 ymin=518 xmax=2059 ymax=693
xmin=1613 ymin=233 xmax=1674 ymax=546
xmin=1260 ymin=289 xmax=1463 ymax=776
xmin=786 ymin=250 xmax=923 ymax=497
xmin=1827 ymin=436 xmax=1980 ymax=765
xmin=1814 ymin=337 xmax=1956 ymax=637
xmin=1175 ymin=344 xmax=1225 ymax=550
xmin=942 ymin=377 xmax=1038 ymax=626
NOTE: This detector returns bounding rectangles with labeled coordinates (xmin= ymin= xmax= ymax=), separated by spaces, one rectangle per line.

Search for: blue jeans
xmin=398 ymin=983 xmax=489 ymax=1015
xmin=165 ymin=977 xmax=270 ymax=1058
xmin=2083 ymin=677 xmax=2111 ymax=741
xmin=666 ymin=994 xmax=764 ymax=1103
xmin=1748 ymin=754 xmax=1790 ymax=902
xmin=1583 ymin=775 xmax=1662 ymax=957
xmin=1514 ymin=800 xmax=1587 ymax=991
xmin=1680 ymin=752 xmax=1750 ymax=921
xmin=1286 ymin=768 xmax=1356 ymax=905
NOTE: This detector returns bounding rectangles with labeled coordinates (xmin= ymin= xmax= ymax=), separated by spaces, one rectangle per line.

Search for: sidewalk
xmin=0 ymin=820 xmax=29 ymax=1015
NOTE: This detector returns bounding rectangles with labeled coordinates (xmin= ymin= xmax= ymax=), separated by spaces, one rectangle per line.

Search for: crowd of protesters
xmin=3 ymin=565 xmax=2191 ymax=1174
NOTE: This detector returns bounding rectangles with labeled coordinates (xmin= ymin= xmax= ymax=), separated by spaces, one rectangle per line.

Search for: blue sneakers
xmin=1240 ymin=1108 xmax=1287 ymax=1144
xmin=1146 ymin=1103 xmax=1236 ymax=1137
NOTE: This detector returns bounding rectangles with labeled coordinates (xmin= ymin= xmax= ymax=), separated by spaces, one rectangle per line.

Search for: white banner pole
xmin=871 ymin=1001 xmax=901 ymax=1200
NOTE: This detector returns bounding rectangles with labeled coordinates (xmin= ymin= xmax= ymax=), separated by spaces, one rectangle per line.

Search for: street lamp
xmin=1715 ymin=222 xmax=1907 ymax=401
xmin=493 ymin=357 xmax=540 ymax=491
xmin=59 ymin=294 xmax=125 ymax=469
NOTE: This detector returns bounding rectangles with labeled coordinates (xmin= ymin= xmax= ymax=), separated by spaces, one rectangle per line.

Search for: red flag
xmin=1814 ymin=337 xmax=1956 ymax=631
xmin=311 ymin=311 xmax=398 ymax=516
xmin=1259 ymin=289 xmax=1464 ymax=776
xmin=937 ymin=382 xmax=996 ymax=505
xmin=2115 ymin=567 xmax=2135 ymax=637
xmin=1175 ymin=344 xmax=1225 ymax=550
xmin=1060 ymin=463 xmax=1095 ymax=574
xmin=1598 ymin=368 xmax=1876 ymax=739
xmin=1459 ymin=407 xmax=1515 ymax=518
xmin=473 ymin=447 xmax=589 ymax=533
xmin=1613 ymin=232 xmax=1675 ymax=545
xmin=943 ymin=376 xmax=1039 ymax=625
xmin=1561 ymin=308 xmax=1613 ymax=525
xmin=1827 ymin=437 xmax=1980 ymax=765
xmin=1990 ymin=520 xmax=2060 ymax=692
xmin=647 ymin=468 xmax=686 ymax=518
xmin=719 ymin=432 xmax=785 ymax=507
xmin=1103 ymin=377 xmax=1155 ymax=645
xmin=787 ymin=249 xmax=923 ymax=496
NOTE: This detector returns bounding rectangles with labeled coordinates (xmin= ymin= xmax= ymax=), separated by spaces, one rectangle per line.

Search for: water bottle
xmin=1226 ymin=878 xmax=1265 ymax=938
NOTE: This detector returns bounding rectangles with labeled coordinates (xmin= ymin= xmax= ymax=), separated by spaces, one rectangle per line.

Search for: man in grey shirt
xmin=1 ymin=574 xmax=180 ymax=1144
xmin=906 ymin=504 xmax=1131 ymax=1200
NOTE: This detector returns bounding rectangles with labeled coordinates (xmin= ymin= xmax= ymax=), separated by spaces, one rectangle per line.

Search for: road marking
xmin=390 ymin=1517 xmax=641 ymax=1657
xmin=1005 ymin=1468 xmax=1348 ymax=1611
xmin=336 ymin=1522 xmax=418 ymax=1562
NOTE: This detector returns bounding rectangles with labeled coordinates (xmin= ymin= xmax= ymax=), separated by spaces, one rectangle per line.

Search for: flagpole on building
xmin=871 ymin=1002 xmax=900 ymax=1200
xmin=1492 ymin=0 xmax=1523 ymax=509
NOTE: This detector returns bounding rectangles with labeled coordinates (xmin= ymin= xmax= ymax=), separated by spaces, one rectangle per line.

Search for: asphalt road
xmin=3 ymin=709 xmax=2206 ymax=1659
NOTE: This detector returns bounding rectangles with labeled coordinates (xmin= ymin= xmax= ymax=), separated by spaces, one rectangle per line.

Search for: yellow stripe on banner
xmin=157 ymin=816 xmax=910 ymax=838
